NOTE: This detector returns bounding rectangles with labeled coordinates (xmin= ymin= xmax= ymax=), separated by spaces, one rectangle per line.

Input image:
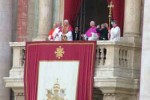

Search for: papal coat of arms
xmin=46 ymin=79 xmax=68 ymax=100
xmin=55 ymin=46 xmax=65 ymax=59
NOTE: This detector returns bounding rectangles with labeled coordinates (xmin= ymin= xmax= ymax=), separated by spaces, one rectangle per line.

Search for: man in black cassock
xmin=72 ymin=26 xmax=80 ymax=40
xmin=97 ymin=24 xmax=109 ymax=40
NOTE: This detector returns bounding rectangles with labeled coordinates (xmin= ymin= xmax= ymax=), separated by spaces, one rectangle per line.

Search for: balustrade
xmin=3 ymin=41 xmax=140 ymax=100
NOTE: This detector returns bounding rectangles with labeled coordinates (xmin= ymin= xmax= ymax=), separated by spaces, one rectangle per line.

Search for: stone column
xmin=0 ymin=0 xmax=12 ymax=99
xmin=34 ymin=0 xmax=53 ymax=41
xmin=16 ymin=0 xmax=28 ymax=41
xmin=27 ymin=0 xmax=36 ymax=41
xmin=140 ymin=0 xmax=150 ymax=100
xmin=53 ymin=0 xmax=64 ymax=23
xmin=59 ymin=0 xmax=64 ymax=22
xmin=123 ymin=0 xmax=142 ymax=37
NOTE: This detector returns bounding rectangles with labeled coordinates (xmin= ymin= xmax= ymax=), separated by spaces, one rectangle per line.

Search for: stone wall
xmin=140 ymin=0 xmax=150 ymax=100
xmin=0 ymin=0 xmax=12 ymax=99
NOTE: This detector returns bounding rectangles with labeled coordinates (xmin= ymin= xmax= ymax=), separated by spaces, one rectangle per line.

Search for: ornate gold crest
xmin=55 ymin=46 xmax=65 ymax=59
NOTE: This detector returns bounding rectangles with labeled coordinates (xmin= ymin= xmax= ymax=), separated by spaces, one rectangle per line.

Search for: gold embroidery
xmin=55 ymin=46 xmax=65 ymax=59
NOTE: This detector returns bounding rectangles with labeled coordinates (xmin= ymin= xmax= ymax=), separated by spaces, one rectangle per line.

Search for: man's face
xmin=101 ymin=25 xmax=105 ymax=29
xmin=63 ymin=21 xmax=68 ymax=26
xmin=90 ymin=22 xmax=95 ymax=27
xmin=112 ymin=23 xmax=117 ymax=27
xmin=75 ymin=27 xmax=79 ymax=31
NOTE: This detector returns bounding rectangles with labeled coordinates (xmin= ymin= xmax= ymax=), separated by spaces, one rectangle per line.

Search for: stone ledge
xmin=9 ymin=42 xmax=26 ymax=47
xmin=9 ymin=41 xmax=141 ymax=48
xmin=3 ymin=77 xmax=24 ymax=88
xmin=95 ymin=67 xmax=140 ymax=79
xmin=99 ymin=87 xmax=138 ymax=95
xmin=94 ymin=78 xmax=139 ymax=90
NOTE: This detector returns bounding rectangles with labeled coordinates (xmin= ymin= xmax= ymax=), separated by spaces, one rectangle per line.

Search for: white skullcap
xmin=64 ymin=19 xmax=69 ymax=23
xmin=90 ymin=21 xmax=95 ymax=25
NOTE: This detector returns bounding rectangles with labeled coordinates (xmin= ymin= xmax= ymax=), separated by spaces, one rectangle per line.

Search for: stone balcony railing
xmin=3 ymin=41 xmax=141 ymax=100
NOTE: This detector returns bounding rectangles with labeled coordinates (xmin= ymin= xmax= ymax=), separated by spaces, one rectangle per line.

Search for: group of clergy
xmin=48 ymin=20 xmax=120 ymax=41
xmin=48 ymin=20 xmax=72 ymax=41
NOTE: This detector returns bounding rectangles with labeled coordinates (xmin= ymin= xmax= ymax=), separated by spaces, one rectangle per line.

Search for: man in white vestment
xmin=110 ymin=21 xmax=121 ymax=41
xmin=48 ymin=22 xmax=62 ymax=41
xmin=52 ymin=22 xmax=62 ymax=41
xmin=58 ymin=20 xmax=73 ymax=41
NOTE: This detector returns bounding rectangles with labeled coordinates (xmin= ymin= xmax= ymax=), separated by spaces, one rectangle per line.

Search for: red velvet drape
xmin=24 ymin=41 xmax=96 ymax=100
xmin=64 ymin=0 xmax=83 ymax=26
xmin=107 ymin=0 xmax=125 ymax=35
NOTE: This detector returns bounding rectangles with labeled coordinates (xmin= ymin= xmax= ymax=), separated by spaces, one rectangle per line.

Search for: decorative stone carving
xmin=15 ymin=93 xmax=24 ymax=100
xmin=21 ymin=49 xmax=25 ymax=66
xmin=103 ymin=93 xmax=137 ymax=100
xmin=104 ymin=94 xmax=116 ymax=100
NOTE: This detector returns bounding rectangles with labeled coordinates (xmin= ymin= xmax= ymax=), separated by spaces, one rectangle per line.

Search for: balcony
xmin=3 ymin=41 xmax=141 ymax=100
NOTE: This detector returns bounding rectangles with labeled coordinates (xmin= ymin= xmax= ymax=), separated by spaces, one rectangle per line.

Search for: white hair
xmin=90 ymin=21 xmax=95 ymax=24
xmin=64 ymin=19 xmax=69 ymax=23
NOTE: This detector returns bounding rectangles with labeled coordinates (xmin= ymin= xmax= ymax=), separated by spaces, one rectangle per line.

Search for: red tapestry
xmin=64 ymin=0 xmax=83 ymax=26
xmin=24 ymin=41 xmax=96 ymax=100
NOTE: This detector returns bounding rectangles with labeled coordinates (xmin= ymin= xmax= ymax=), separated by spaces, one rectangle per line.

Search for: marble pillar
xmin=12 ymin=0 xmax=18 ymax=41
xmin=59 ymin=0 xmax=64 ymax=22
xmin=34 ymin=0 xmax=53 ymax=41
xmin=17 ymin=0 xmax=28 ymax=42
xmin=140 ymin=0 xmax=150 ymax=100
xmin=123 ymin=0 xmax=142 ymax=37
xmin=53 ymin=0 xmax=64 ymax=23
xmin=0 ymin=0 xmax=12 ymax=99
xmin=27 ymin=0 xmax=36 ymax=41
xmin=122 ymin=0 xmax=142 ymax=44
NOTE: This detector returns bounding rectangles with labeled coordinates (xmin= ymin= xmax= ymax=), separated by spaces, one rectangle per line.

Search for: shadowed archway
xmin=76 ymin=0 xmax=109 ymax=34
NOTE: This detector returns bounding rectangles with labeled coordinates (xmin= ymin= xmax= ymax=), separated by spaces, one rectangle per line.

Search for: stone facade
xmin=0 ymin=0 xmax=12 ymax=100
xmin=140 ymin=0 xmax=150 ymax=100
